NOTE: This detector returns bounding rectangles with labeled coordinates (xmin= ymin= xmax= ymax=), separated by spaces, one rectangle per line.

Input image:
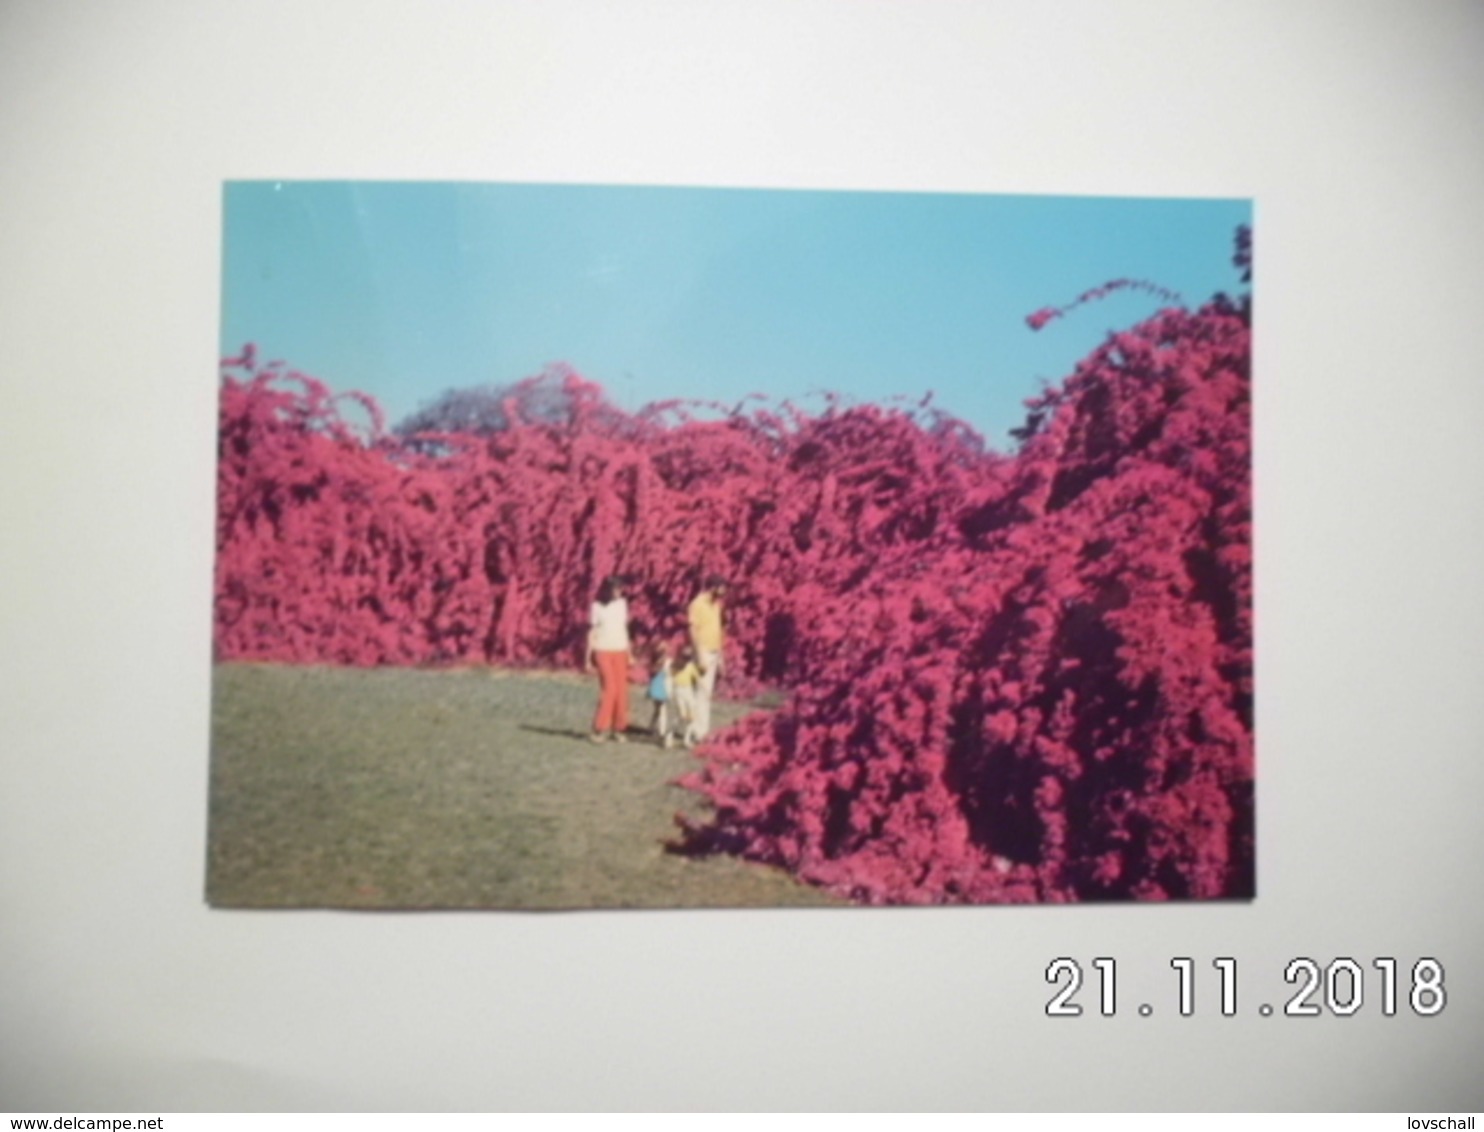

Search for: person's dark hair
xmin=597 ymin=574 xmax=625 ymax=603
xmin=704 ymin=573 xmax=728 ymax=591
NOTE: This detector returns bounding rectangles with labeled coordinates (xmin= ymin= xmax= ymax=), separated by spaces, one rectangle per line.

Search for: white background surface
xmin=3 ymin=0 xmax=1482 ymax=1112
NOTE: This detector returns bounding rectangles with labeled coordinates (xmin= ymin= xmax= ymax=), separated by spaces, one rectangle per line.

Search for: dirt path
xmin=206 ymin=663 xmax=837 ymax=909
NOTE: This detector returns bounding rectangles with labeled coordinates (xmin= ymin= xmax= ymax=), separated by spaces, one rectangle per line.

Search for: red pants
xmin=593 ymin=651 xmax=630 ymax=734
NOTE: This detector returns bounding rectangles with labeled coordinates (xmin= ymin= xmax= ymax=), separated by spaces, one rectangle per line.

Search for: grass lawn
xmin=206 ymin=663 xmax=838 ymax=909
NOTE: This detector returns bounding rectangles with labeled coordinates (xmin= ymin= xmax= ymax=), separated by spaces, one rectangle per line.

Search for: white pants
xmin=694 ymin=649 xmax=721 ymax=739
xmin=650 ymin=699 xmax=670 ymax=737
xmin=673 ymin=686 xmax=698 ymax=743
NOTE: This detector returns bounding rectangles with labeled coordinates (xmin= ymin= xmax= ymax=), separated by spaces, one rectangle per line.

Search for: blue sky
xmin=221 ymin=182 xmax=1250 ymax=448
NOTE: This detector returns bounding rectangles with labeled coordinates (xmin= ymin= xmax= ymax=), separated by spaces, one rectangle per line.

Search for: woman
xmin=585 ymin=575 xmax=634 ymax=743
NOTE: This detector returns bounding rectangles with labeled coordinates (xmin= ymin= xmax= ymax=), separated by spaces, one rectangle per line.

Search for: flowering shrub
xmin=680 ymin=293 xmax=1252 ymax=904
xmin=215 ymin=247 xmax=1251 ymax=904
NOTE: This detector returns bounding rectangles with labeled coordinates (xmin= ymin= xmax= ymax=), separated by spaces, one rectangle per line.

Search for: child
xmin=646 ymin=642 xmax=675 ymax=748
xmin=670 ymin=643 xmax=706 ymax=749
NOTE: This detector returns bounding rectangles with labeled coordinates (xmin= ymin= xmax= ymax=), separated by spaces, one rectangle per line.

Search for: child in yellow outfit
xmin=670 ymin=643 xmax=705 ymax=749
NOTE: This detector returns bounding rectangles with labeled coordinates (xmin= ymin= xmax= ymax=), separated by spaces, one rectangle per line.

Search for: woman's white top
xmin=589 ymin=598 xmax=630 ymax=652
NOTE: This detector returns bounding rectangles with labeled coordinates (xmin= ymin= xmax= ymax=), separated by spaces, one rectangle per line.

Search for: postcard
xmin=209 ymin=182 xmax=1252 ymax=908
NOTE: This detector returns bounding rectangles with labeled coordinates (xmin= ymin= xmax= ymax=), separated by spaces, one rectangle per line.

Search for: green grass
xmin=206 ymin=663 xmax=838 ymax=909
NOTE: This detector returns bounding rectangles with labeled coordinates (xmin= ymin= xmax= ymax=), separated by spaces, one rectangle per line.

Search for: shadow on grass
xmin=665 ymin=806 xmax=766 ymax=862
xmin=518 ymin=723 xmax=659 ymax=743
xmin=517 ymin=723 xmax=598 ymax=742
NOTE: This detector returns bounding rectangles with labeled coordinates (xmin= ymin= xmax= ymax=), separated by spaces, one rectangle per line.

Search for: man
xmin=686 ymin=574 xmax=727 ymax=742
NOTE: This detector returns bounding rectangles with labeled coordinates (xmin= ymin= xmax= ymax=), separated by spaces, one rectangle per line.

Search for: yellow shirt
xmin=687 ymin=592 xmax=724 ymax=653
xmin=672 ymin=661 xmax=701 ymax=689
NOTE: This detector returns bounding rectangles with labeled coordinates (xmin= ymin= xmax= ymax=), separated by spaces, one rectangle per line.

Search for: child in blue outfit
xmin=646 ymin=642 xmax=675 ymax=748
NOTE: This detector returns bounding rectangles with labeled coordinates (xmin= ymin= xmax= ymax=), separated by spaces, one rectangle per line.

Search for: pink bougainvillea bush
xmin=215 ymin=355 xmax=1006 ymax=681
xmin=214 ymin=243 xmax=1252 ymax=905
xmin=680 ymin=293 xmax=1252 ymax=904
